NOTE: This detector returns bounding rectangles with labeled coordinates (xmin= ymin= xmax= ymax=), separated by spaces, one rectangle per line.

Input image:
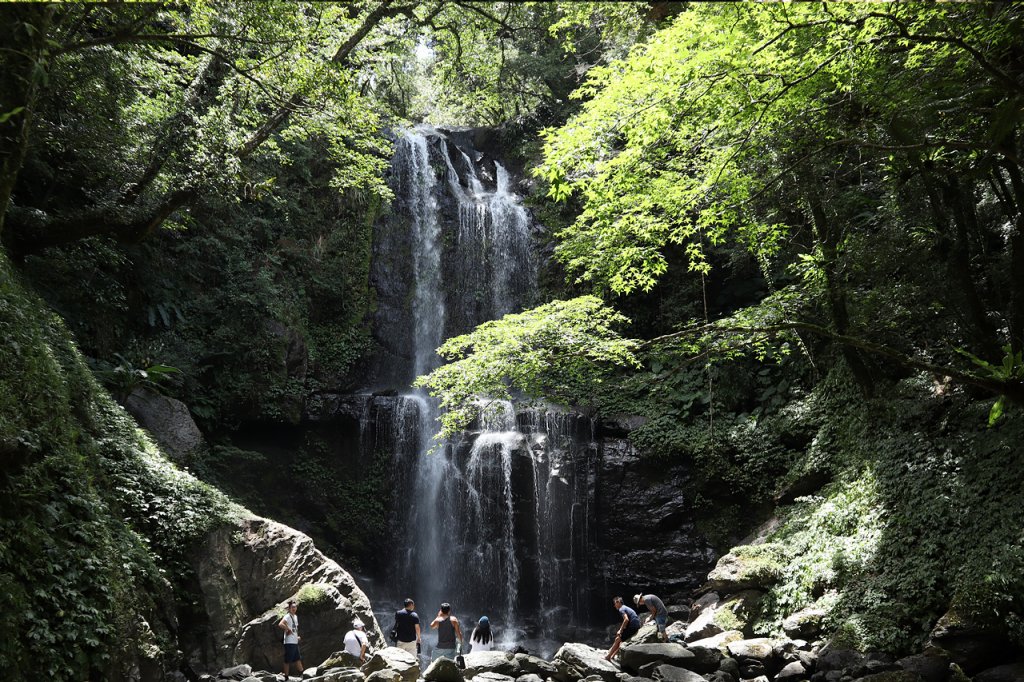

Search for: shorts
xmin=397 ymin=640 xmax=417 ymax=655
xmin=616 ymin=623 xmax=639 ymax=642
xmin=433 ymin=647 xmax=457 ymax=660
xmin=284 ymin=643 xmax=302 ymax=663
xmin=654 ymin=614 xmax=667 ymax=632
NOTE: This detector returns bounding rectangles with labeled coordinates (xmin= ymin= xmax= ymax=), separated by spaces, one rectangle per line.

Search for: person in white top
xmin=277 ymin=600 xmax=303 ymax=678
xmin=469 ymin=616 xmax=494 ymax=652
xmin=343 ymin=618 xmax=369 ymax=664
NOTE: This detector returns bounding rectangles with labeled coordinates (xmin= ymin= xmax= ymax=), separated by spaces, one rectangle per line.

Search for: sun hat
xmin=353 ymin=618 xmax=365 ymax=628
xmin=633 ymin=593 xmax=643 ymax=606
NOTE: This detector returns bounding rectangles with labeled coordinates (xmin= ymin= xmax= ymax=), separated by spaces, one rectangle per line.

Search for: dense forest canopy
xmin=3 ymin=1 xmax=1024 ymax=678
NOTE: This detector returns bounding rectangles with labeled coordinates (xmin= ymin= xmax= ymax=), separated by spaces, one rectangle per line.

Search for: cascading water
xmin=370 ymin=126 xmax=597 ymax=656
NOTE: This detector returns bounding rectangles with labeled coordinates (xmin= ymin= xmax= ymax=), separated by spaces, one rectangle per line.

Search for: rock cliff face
xmin=595 ymin=437 xmax=718 ymax=602
xmin=187 ymin=514 xmax=383 ymax=672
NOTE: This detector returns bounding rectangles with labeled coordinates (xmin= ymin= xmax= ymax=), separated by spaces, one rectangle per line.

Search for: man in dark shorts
xmin=604 ymin=596 xmax=641 ymax=661
xmin=394 ymin=598 xmax=422 ymax=656
xmin=277 ymin=600 xmax=303 ymax=678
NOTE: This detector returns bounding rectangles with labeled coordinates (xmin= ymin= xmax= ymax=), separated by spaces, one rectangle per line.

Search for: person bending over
xmin=604 ymin=596 xmax=640 ymax=661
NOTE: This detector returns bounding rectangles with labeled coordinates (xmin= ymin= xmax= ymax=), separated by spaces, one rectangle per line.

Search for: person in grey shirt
xmin=635 ymin=593 xmax=669 ymax=641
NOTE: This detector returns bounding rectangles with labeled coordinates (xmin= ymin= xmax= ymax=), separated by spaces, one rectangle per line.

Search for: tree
xmin=532 ymin=3 xmax=1024 ymax=402
xmin=0 ymin=1 xmax=429 ymax=255
xmin=414 ymin=296 xmax=639 ymax=438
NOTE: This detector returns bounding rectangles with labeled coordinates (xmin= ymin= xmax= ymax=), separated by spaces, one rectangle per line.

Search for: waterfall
xmin=371 ymin=126 xmax=596 ymax=656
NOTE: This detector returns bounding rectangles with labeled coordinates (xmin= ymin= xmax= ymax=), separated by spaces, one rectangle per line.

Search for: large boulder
xmin=685 ymin=630 xmax=743 ymax=653
xmin=973 ymin=663 xmax=1024 ymax=682
xmin=618 ymin=644 xmax=695 ymax=673
xmin=704 ymin=545 xmax=785 ymax=595
xmin=929 ymin=609 xmax=1016 ymax=675
xmin=644 ymin=664 xmax=705 ymax=682
xmin=189 ymin=515 xmax=383 ymax=672
xmin=684 ymin=606 xmax=723 ymax=642
xmin=361 ymin=647 xmax=420 ymax=682
xmin=782 ymin=607 xmax=826 ymax=640
xmin=317 ymin=668 xmax=365 ymax=682
xmin=775 ymin=661 xmax=810 ymax=682
xmin=553 ymin=643 xmax=621 ymax=682
xmin=424 ymin=656 xmax=465 ymax=682
xmin=895 ymin=651 xmax=951 ymax=682
xmin=462 ymin=651 xmax=519 ymax=678
xmin=513 ymin=654 xmax=558 ymax=678
xmin=124 ymin=387 xmax=205 ymax=461
xmin=713 ymin=591 xmax=764 ymax=636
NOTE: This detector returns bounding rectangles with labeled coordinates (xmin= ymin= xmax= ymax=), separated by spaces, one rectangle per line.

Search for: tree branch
xmin=644 ymin=320 xmax=1024 ymax=402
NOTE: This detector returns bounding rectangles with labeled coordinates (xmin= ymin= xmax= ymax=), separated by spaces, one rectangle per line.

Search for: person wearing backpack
xmin=344 ymin=618 xmax=369 ymax=664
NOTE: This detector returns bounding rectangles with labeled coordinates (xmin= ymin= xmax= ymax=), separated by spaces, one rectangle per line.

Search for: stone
xmin=365 ymin=670 xmax=402 ymax=682
xmin=717 ymin=657 xmax=740 ymax=677
xmin=362 ymin=647 xmax=420 ymax=682
xmin=321 ymin=652 xmax=364 ymax=671
xmin=425 ymin=657 xmax=465 ymax=682
xmin=929 ymin=609 xmax=1015 ymax=675
xmin=630 ymin=623 xmax=663 ymax=645
xmin=974 ymin=663 xmax=1024 ymax=682
xmin=645 ymin=664 xmax=705 ymax=682
xmin=714 ymin=591 xmax=764 ymax=636
xmin=618 ymin=644 xmax=695 ymax=673
xmin=463 ymin=651 xmax=518 ymax=678
xmin=194 ymin=515 xmax=382 ymax=673
xmin=686 ymin=630 xmax=743 ymax=653
xmin=681 ymin=644 xmax=720 ymax=673
xmin=850 ymin=673 xmax=923 ymax=682
xmin=726 ymin=638 xmax=775 ymax=662
xmin=705 ymin=673 xmax=736 ymax=682
xmin=784 ymin=608 xmax=827 ymax=640
xmin=684 ymin=605 xmax=723 ymax=641
xmin=896 ymin=652 xmax=949 ymax=682
xmin=318 ymin=669 xmax=365 ymax=682
xmin=687 ymin=593 xmax=721 ymax=624
xmin=515 ymin=675 xmax=544 ymax=682
xmin=472 ymin=673 xmax=516 ymax=682
xmin=777 ymin=661 xmax=811 ymax=682
xmin=740 ymin=662 xmax=767 ymax=677
xmin=125 ymin=387 xmax=205 ymax=461
xmin=553 ymin=643 xmax=621 ymax=682
xmin=816 ymin=647 xmax=866 ymax=672
xmin=512 ymin=654 xmax=558 ymax=678
xmin=218 ymin=664 xmax=253 ymax=680
xmin=704 ymin=545 xmax=785 ymax=595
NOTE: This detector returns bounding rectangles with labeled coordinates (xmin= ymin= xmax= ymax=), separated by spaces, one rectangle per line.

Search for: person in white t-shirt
xmin=469 ymin=616 xmax=494 ymax=652
xmin=277 ymin=600 xmax=303 ymax=678
xmin=343 ymin=618 xmax=369 ymax=664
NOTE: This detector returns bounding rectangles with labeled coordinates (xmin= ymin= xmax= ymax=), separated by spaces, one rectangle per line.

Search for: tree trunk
xmin=0 ymin=6 xmax=54 ymax=242
xmin=807 ymin=193 xmax=875 ymax=396
xmin=1001 ymin=158 xmax=1024 ymax=354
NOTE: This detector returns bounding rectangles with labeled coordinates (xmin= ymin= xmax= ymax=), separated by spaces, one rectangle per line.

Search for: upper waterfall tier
xmin=368 ymin=126 xmax=539 ymax=389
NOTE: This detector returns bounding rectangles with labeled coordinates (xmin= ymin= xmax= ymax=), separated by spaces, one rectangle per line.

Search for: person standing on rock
xmin=468 ymin=615 xmax=493 ymax=652
xmin=394 ymin=598 xmax=422 ymax=656
xmin=604 ymin=596 xmax=641 ymax=661
xmin=634 ymin=593 xmax=669 ymax=642
xmin=430 ymin=602 xmax=464 ymax=660
xmin=277 ymin=600 xmax=303 ymax=679
xmin=344 ymin=618 xmax=369 ymax=664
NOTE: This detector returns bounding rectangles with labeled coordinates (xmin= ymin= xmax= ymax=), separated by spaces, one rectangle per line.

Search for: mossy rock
xmin=705 ymin=544 xmax=786 ymax=594
xmin=712 ymin=590 xmax=764 ymax=636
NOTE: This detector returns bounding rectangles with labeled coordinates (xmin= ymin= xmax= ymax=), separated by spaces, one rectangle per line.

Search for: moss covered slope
xmin=0 ymin=254 xmax=235 ymax=680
